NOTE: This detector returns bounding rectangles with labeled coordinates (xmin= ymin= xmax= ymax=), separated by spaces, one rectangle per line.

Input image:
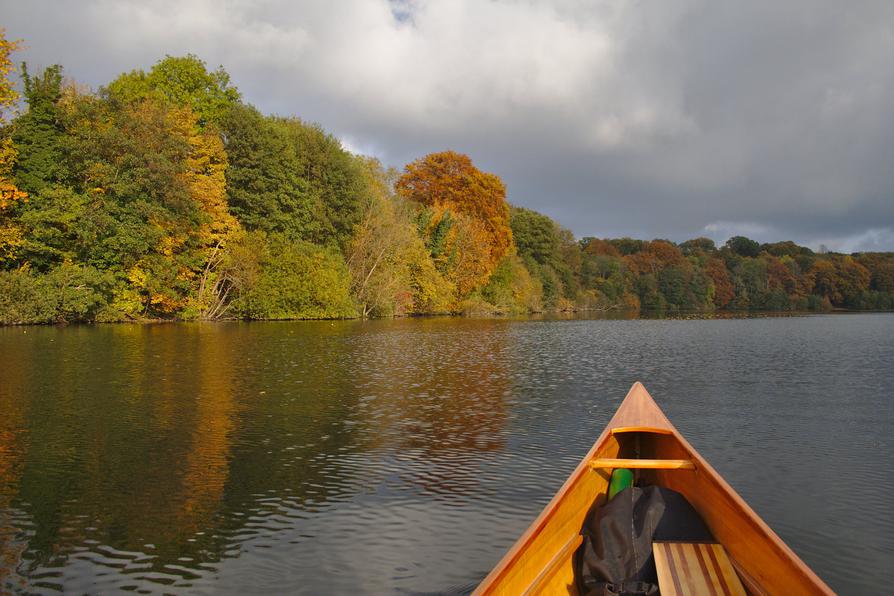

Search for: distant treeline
xmin=0 ymin=38 xmax=892 ymax=323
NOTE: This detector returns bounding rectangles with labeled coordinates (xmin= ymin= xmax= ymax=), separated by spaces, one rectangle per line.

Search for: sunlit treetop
xmin=0 ymin=29 xmax=24 ymax=121
xmin=1 ymin=29 xmax=27 ymax=212
xmin=396 ymin=150 xmax=512 ymax=265
xmin=105 ymin=54 xmax=241 ymax=127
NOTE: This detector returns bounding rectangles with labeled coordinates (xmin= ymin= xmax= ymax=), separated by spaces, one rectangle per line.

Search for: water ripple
xmin=0 ymin=315 xmax=892 ymax=594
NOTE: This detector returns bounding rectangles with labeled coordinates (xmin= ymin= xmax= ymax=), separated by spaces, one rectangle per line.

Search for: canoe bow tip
xmin=609 ymin=381 xmax=676 ymax=432
xmin=625 ymin=381 xmax=653 ymax=402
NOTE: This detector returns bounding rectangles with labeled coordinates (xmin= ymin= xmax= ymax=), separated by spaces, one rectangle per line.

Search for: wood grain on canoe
xmin=473 ymin=382 xmax=834 ymax=596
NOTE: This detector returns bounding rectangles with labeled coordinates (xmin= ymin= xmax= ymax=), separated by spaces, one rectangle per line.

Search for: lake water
xmin=0 ymin=314 xmax=892 ymax=594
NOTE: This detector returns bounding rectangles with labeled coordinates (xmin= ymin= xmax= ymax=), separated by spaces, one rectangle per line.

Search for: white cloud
xmin=812 ymin=228 xmax=894 ymax=254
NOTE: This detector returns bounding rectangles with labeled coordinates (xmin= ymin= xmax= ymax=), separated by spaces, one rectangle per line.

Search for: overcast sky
xmin=3 ymin=0 xmax=893 ymax=251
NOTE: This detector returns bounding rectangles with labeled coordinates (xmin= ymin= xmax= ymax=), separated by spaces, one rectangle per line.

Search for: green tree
xmin=511 ymin=207 xmax=559 ymax=265
xmin=14 ymin=186 xmax=110 ymax=270
xmin=221 ymin=106 xmax=365 ymax=248
xmin=12 ymin=64 xmax=68 ymax=194
xmin=509 ymin=206 xmax=580 ymax=307
xmin=658 ymin=267 xmax=688 ymax=309
xmin=220 ymin=104 xmax=315 ymax=237
xmin=725 ymin=236 xmax=761 ymax=258
xmin=234 ymin=235 xmax=356 ymax=319
xmin=861 ymin=255 xmax=894 ymax=293
xmin=608 ymin=237 xmax=645 ymax=256
xmin=285 ymin=119 xmax=366 ymax=249
xmin=106 ymin=54 xmax=240 ymax=127
xmin=0 ymin=262 xmax=112 ymax=323
xmin=481 ymin=255 xmax=543 ymax=314
xmin=730 ymin=258 xmax=769 ymax=309
xmin=0 ymin=268 xmax=51 ymax=323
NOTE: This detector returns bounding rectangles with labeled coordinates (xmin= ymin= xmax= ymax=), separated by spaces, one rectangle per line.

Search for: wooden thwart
xmin=653 ymin=542 xmax=746 ymax=596
xmin=611 ymin=426 xmax=674 ymax=435
xmin=589 ymin=458 xmax=695 ymax=470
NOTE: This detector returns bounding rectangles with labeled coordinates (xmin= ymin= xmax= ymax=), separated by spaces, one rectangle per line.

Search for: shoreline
xmin=2 ymin=307 xmax=891 ymax=328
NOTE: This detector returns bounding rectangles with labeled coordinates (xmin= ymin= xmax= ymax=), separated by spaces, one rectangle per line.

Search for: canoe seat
xmin=589 ymin=458 xmax=695 ymax=470
xmin=653 ymin=541 xmax=746 ymax=596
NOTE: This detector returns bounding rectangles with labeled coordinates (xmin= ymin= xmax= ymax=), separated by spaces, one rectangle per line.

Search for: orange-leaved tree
xmin=0 ymin=29 xmax=27 ymax=263
xmin=396 ymin=151 xmax=512 ymax=297
xmin=624 ymin=240 xmax=686 ymax=276
xmin=704 ymin=258 xmax=734 ymax=308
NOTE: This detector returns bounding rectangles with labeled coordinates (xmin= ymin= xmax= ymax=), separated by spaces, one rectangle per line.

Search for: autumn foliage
xmin=0 ymin=30 xmax=27 ymax=263
xmin=705 ymin=259 xmax=734 ymax=308
xmin=1 ymin=38 xmax=894 ymax=324
xmin=397 ymin=151 xmax=512 ymax=298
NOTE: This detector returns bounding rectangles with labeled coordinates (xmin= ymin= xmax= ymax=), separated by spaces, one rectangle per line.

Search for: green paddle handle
xmin=608 ymin=468 xmax=634 ymax=500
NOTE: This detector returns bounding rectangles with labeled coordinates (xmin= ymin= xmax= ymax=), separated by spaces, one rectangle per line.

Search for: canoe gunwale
xmin=472 ymin=421 xmax=615 ymax=593
xmin=473 ymin=382 xmax=834 ymax=596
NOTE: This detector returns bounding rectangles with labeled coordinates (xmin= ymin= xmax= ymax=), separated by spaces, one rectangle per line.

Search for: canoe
xmin=474 ymin=382 xmax=833 ymax=595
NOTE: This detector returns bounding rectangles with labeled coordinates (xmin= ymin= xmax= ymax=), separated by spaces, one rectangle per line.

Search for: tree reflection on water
xmin=0 ymin=319 xmax=510 ymax=591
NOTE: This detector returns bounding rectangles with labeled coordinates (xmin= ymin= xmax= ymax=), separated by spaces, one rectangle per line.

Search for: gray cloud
xmin=3 ymin=0 xmax=893 ymax=251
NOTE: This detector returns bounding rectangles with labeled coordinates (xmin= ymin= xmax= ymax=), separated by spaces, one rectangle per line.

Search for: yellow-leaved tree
xmin=170 ymin=107 xmax=248 ymax=319
xmin=0 ymin=30 xmax=27 ymax=264
xmin=346 ymin=157 xmax=453 ymax=316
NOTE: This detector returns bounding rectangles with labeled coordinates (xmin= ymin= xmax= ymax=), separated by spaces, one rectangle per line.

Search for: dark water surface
xmin=1 ymin=314 xmax=892 ymax=594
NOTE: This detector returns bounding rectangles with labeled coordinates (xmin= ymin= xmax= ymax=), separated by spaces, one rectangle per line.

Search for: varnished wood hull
xmin=474 ymin=382 xmax=833 ymax=595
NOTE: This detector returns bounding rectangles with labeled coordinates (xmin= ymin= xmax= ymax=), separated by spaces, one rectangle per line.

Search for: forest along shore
xmin=2 ymin=37 xmax=893 ymax=325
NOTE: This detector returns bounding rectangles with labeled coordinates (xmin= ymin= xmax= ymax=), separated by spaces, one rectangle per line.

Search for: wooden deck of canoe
xmin=473 ymin=382 xmax=833 ymax=595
